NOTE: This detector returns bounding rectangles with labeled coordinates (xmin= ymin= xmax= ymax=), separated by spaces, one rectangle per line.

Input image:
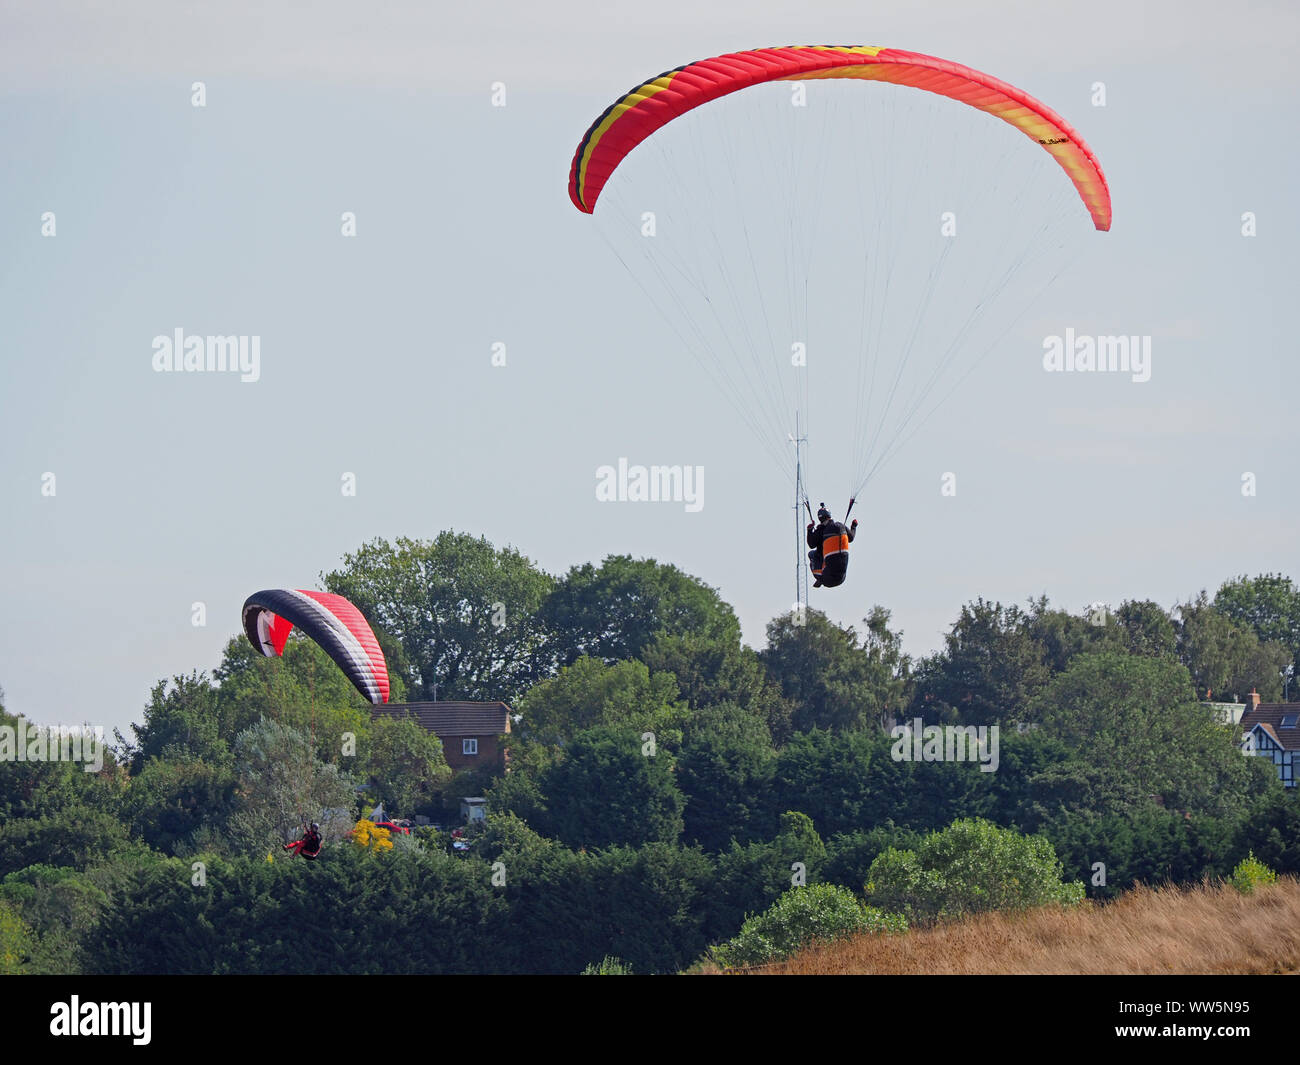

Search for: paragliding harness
xmin=806 ymin=498 xmax=856 ymax=589
xmin=284 ymin=826 xmax=323 ymax=861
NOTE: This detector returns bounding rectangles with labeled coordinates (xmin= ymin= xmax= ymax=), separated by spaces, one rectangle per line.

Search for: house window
xmin=462 ymin=738 xmax=478 ymax=756
xmin=1283 ymin=714 xmax=1299 ymax=728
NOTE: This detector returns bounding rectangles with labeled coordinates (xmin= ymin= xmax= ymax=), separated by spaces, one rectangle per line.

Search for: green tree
xmin=676 ymin=703 xmax=777 ymax=851
xmin=1114 ymin=599 xmax=1179 ymax=659
xmin=822 ymin=825 xmax=923 ymax=894
xmin=474 ymin=814 xmax=606 ymax=972
xmin=588 ymin=842 xmax=714 ymax=973
xmin=121 ymin=755 xmax=238 ymax=855
xmin=213 ymin=634 xmax=376 ymax=749
xmin=762 ymin=610 xmax=897 ymax=735
xmin=866 ymin=818 xmax=1083 ymax=924
xmin=325 ymin=532 xmax=555 ymax=702
xmin=538 ymin=726 xmax=684 ymax=849
xmin=516 ymin=656 xmax=686 ymax=748
xmin=87 ymin=848 xmax=509 ymax=974
xmin=1026 ymin=596 xmax=1127 ymax=674
xmin=1213 ymin=574 xmax=1300 ymax=656
xmin=0 ymin=711 xmax=131 ymax=876
xmin=0 ymin=710 xmax=120 ymax=823
xmin=860 ymin=607 xmax=913 ymax=724
xmin=483 ymin=745 xmax=556 ymax=830
xmin=365 ymin=714 xmax=450 ymax=815
xmin=769 ymin=728 xmax=897 ymax=835
xmin=910 ymin=599 xmax=1051 ymax=725
xmin=117 ymin=672 xmax=225 ymax=772
xmin=0 ymin=898 xmax=33 ymax=974
xmin=0 ymin=808 xmax=136 ymax=879
xmin=1239 ymin=786 xmax=1300 ymax=875
xmin=713 ymin=882 xmax=904 ymax=968
xmin=542 ymin=555 xmax=740 ymax=668
xmin=0 ymin=865 xmax=108 ymax=973
xmin=1227 ymin=640 xmax=1293 ymax=702
xmin=1177 ymin=592 xmax=1289 ymax=701
xmin=1041 ymin=805 xmax=1244 ymax=897
xmin=477 ymin=816 xmax=716 ymax=974
xmin=223 ymin=719 xmax=359 ymax=856
xmin=640 ymin=632 xmax=791 ymax=741
xmin=1229 ymin=851 xmax=1277 ymax=894
xmin=707 ymin=812 xmax=828 ymax=942
xmin=1032 ymin=652 xmax=1254 ymax=819
xmin=477 ymin=811 xmax=558 ymax=864
xmin=978 ymin=729 xmax=1077 ymax=832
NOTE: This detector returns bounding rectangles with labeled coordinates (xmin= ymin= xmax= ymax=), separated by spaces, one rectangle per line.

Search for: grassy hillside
xmin=747 ymin=879 xmax=1300 ymax=975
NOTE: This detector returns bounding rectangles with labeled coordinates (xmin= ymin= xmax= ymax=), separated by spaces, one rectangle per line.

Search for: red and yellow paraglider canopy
xmin=568 ymin=45 xmax=1110 ymax=230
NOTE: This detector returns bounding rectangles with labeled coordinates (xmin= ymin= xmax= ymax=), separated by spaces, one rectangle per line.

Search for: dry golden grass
xmin=746 ymin=878 xmax=1300 ymax=975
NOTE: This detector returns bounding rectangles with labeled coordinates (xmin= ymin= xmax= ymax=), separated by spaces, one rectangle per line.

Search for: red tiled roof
xmin=372 ymin=701 xmax=511 ymax=736
xmin=1240 ymin=703 xmax=1300 ymax=751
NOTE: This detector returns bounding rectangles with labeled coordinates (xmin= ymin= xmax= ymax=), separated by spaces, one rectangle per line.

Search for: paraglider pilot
xmin=807 ymin=503 xmax=857 ymax=589
xmin=284 ymin=823 xmax=323 ymax=860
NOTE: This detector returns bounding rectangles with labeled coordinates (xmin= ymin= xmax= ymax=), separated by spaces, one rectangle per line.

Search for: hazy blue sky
xmin=2 ymin=1 xmax=1296 ymax=733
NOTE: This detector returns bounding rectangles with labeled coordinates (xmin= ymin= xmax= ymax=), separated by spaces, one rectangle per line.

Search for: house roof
xmin=1240 ymin=703 xmax=1300 ymax=750
xmin=372 ymin=701 xmax=511 ymax=737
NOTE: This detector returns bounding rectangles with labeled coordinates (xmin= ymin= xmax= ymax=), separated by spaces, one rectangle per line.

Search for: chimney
xmin=1247 ymin=689 xmax=1261 ymax=711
